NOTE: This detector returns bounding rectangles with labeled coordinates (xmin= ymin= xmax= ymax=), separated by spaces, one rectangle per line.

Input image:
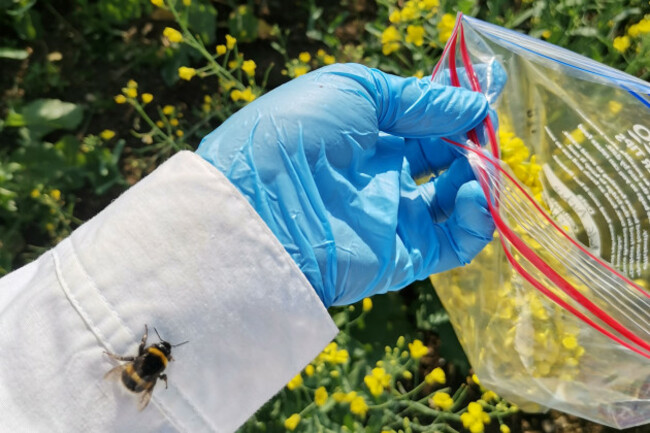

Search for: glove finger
xmin=417 ymin=157 xmax=475 ymax=222
xmin=432 ymin=181 xmax=495 ymax=273
xmin=404 ymin=137 xmax=464 ymax=178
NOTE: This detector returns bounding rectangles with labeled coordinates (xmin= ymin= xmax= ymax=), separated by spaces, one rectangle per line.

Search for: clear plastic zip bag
xmin=429 ymin=14 xmax=650 ymax=429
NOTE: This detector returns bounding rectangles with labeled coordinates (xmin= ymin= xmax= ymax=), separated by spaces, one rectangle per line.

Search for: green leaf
xmin=9 ymin=99 xmax=84 ymax=138
xmin=188 ymin=2 xmax=218 ymax=44
xmin=0 ymin=47 xmax=29 ymax=59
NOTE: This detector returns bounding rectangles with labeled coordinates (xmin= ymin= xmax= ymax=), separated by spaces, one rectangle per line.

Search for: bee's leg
xmin=159 ymin=374 xmax=168 ymax=389
xmin=139 ymin=324 xmax=149 ymax=355
xmin=104 ymin=351 xmax=136 ymax=362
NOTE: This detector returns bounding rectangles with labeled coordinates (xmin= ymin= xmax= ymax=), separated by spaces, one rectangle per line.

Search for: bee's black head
xmin=154 ymin=341 xmax=172 ymax=357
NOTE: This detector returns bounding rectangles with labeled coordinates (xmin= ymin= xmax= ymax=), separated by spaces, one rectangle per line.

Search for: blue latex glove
xmin=197 ymin=63 xmax=495 ymax=307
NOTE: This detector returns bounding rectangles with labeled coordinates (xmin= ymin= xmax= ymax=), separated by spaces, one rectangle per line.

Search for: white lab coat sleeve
xmin=0 ymin=151 xmax=339 ymax=433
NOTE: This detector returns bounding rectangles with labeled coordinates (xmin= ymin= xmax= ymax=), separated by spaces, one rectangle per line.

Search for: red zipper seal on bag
xmin=433 ymin=14 xmax=650 ymax=359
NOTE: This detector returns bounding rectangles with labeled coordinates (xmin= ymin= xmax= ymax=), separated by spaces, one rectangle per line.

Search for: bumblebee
xmin=104 ymin=325 xmax=188 ymax=410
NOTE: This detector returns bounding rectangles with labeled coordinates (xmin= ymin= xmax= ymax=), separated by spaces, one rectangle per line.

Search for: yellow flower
xmin=127 ymin=79 xmax=138 ymax=89
xmin=608 ymin=100 xmax=623 ymax=114
xmin=156 ymin=120 xmax=164 ymax=128
xmin=323 ymin=54 xmax=335 ymax=65
xmin=50 ymin=189 xmax=61 ymax=200
xmin=30 ymin=188 xmax=41 ymax=198
xmin=460 ymin=402 xmax=491 ymax=433
xmin=175 ymin=130 xmax=184 ymax=137
xmin=389 ymin=10 xmax=401 ymax=24
xmin=332 ymin=391 xmax=348 ymax=402
xmin=241 ymin=60 xmax=256 ymax=76
xmin=163 ymin=27 xmax=183 ymax=43
xmin=424 ymin=367 xmax=446 ymax=385
xmin=408 ymin=339 xmax=428 ymax=360
xmin=100 ymin=129 xmax=116 ymax=140
xmin=541 ymin=30 xmax=551 ymax=39
xmin=500 ymin=425 xmax=511 ymax=433
xmin=418 ymin=0 xmax=439 ymax=9
xmin=628 ymin=18 xmax=650 ymax=37
xmin=182 ymin=0 xmax=191 ymax=5
xmin=314 ymin=386 xmax=328 ymax=406
xmin=162 ymin=105 xmax=175 ymax=115
xmin=286 ymin=373 xmax=303 ymax=390
xmin=405 ymin=25 xmax=425 ymax=46
xmin=293 ymin=65 xmax=310 ymax=77
xmin=613 ymin=35 xmax=631 ymax=53
xmin=225 ymin=34 xmax=237 ymax=50
xmin=170 ymin=118 xmax=179 ymax=126
xmin=178 ymin=66 xmax=197 ymax=81
xmin=123 ymin=87 xmax=137 ymax=98
xmin=231 ymin=87 xmax=256 ymax=103
xmin=284 ymin=413 xmax=301 ymax=431
xmin=482 ymin=390 xmax=499 ymax=402
xmin=141 ymin=93 xmax=153 ymax=104
xmin=304 ymin=364 xmax=314 ymax=376
xmin=350 ymin=396 xmax=368 ymax=417
xmin=381 ymin=25 xmax=401 ymax=55
xmin=362 ymin=297 xmax=372 ymax=312
xmin=437 ymin=13 xmax=456 ymax=44
xmin=299 ymin=52 xmax=311 ymax=63
xmin=402 ymin=370 xmax=413 ymax=380
xmin=150 ymin=0 xmax=164 ymax=7
xmin=431 ymin=392 xmax=453 ymax=410
xmin=471 ymin=373 xmax=481 ymax=385
xmin=216 ymin=44 xmax=226 ymax=56
xmin=413 ymin=70 xmax=424 ymax=79
xmin=364 ymin=367 xmax=391 ymax=397
xmin=562 ymin=335 xmax=578 ymax=350
xmin=114 ymin=94 xmax=127 ymax=104
xmin=400 ymin=1 xmax=420 ymax=21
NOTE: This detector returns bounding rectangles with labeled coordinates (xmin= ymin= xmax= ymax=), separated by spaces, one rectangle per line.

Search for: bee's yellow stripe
xmin=148 ymin=347 xmax=168 ymax=367
xmin=125 ymin=364 xmax=144 ymax=384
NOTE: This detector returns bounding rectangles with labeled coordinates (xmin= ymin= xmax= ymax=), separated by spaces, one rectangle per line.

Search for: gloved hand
xmin=197 ymin=63 xmax=495 ymax=307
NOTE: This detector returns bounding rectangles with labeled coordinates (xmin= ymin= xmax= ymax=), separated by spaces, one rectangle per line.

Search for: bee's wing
xmin=104 ymin=364 xmax=127 ymax=382
xmin=138 ymin=387 xmax=154 ymax=411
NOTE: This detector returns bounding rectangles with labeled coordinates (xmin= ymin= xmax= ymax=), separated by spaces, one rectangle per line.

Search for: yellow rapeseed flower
xmin=402 ymin=370 xmax=413 ymax=380
xmin=141 ymin=93 xmax=153 ymax=104
xmin=175 ymin=130 xmax=184 ymax=137
xmin=408 ymin=339 xmax=428 ymax=360
xmin=304 ymin=364 xmax=314 ymax=376
xmin=50 ymin=189 xmax=61 ymax=200
xmin=405 ymin=25 xmax=425 ymax=46
xmin=241 ymin=60 xmax=256 ymax=76
xmin=30 ymin=189 xmax=41 ymax=198
xmin=362 ymin=297 xmax=372 ymax=312
xmin=381 ymin=25 xmax=401 ymax=55
xmin=389 ymin=10 xmax=401 ymax=24
xmin=424 ymin=367 xmax=446 ymax=385
xmin=323 ymin=54 xmax=335 ymax=65
xmin=178 ymin=66 xmax=197 ymax=81
xmin=284 ymin=414 xmax=300 ymax=431
xmin=230 ymin=87 xmax=256 ymax=103
xmin=216 ymin=44 xmax=226 ymax=56
xmin=413 ymin=70 xmax=424 ymax=79
xmin=162 ymin=105 xmax=175 ymax=115
xmin=225 ymin=34 xmax=237 ymax=50
xmin=364 ymin=367 xmax=391 ymax=397
xmin=114 ymin=94 xmax=127 ymax=104
xmin=123 ymin=87 xmax=137 ymax=98
xmin=286 ymin=373 xmax=303 ymax=390
xmin=182 ymin=0 xmax=191 ymax=5
xmin=562 ymin=335 xmax=578 ymax=350
xmin=431 ymin=392 xmax=453 ymax=410
xmin=314 ymin=386 xmax=328 ymax=406
xmin=541 ymin=30 xmax=551 ymax=39
xmin=460 ymin=402 xmax=491 ymax=433
xmin=299 ymin=52 xmax=311 ymax=63
xmin=628 ymin=18 xmax=650 ymax=37
xmin=500 ymin=425 xmax=511 ymax=433
xmin=163 ymin=27 xmax=183 ymax=43
xmin=482 ymin=390 xmax=499 ymax=402
xmin=100 ymin=129 xmax=116 ymax=140
xmin=437 ymin=13 xmax=456 ymax=44
xmin=613 ymin=35 xmax=631 ymax=53
xmin=608 ymin=100 xmax=623 ymax=114
xmin=419 ymin=0 xmax=439 ymax=9
xmin=350 ymin=396 xmax=368 ymax=417
xmin=400 ymin=1 xmax=420 ymax=21
xmin=127 ymin=79 xmax=138 ymax=89
xmin=471 ymin=373 xmax=481 ymax=385
xmin=150 ymin=0 xmax=164 ymax=7
xmin=293 ymin=65 xmax=310 ymax=77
